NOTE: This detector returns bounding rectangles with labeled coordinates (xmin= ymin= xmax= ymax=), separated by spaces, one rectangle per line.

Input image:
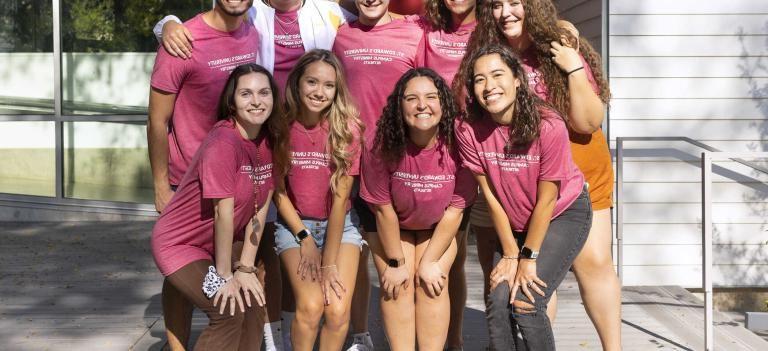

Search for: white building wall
xmin=555 ymin=0 xmax=768 ymax=287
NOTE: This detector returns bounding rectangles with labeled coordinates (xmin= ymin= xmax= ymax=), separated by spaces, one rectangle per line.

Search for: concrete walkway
xmin=1 ymin=222 xmax=766 ymax=350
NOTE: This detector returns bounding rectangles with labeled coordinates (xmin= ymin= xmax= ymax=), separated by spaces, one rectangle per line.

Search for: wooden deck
xmin=1 ymin=222 xmax=766 ymax=350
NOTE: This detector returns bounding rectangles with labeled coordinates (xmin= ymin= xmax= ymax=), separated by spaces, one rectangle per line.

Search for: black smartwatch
xmin=387 ymin=257 xmax=406 ymax=268
xmin=295 ymin=228 xmax=311 ymax=244
xmin=520 ymin=246 xmax=539 ymax=259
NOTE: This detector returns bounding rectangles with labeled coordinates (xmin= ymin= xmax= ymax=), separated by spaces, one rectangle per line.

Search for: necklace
xmin=301 ymin=125 xmax=316 ymax=145
xmin=496 ymin=127 xmax=514 ymax=154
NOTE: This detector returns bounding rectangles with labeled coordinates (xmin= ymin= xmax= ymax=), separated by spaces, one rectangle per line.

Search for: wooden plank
xmin=610 ymin=57 xmax=768 ymax=78
xmin=609 ymin=35 xmax=768 ymax=56
xmin=610 ymin=98 xmax=768 ymax=119
xmin=619 ymin=223 xmax=768 ymax=245
xmin=555 ymin=0 xmax=592 ymax=13
xmin=610 ymin=14 xmax=768 ymax=35
xmin=610 ymin=119 xmax=767 ymax=140
xmin=610 ymin=0 xmax=768 ymax=15
xmin=611 ymin=77 xmax=768 ymax=99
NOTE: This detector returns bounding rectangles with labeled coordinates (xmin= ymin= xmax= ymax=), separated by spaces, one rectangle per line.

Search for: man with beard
xmin=147 ymin=1 xmax=259 ymax=350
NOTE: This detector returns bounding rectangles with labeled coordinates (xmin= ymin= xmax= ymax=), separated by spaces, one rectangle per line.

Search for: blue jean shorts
xmin=274 ymin=210 xmax=362 ymax=255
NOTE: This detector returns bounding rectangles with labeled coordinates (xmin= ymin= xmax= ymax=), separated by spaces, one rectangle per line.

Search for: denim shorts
xmin=274 ymin=210 xmax=362 ymax=255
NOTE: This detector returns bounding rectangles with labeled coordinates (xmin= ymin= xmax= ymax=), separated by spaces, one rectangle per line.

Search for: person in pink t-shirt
xmin=360 ymin=68 xmax=475 ymax=351
xmin=271 ymin=50 xmax=364 ymax=351
xmin=146 ymin=2 xmax=260 ymax=350
xmin=332 ymin=3 xmax=426 ymax=347
xmin=151 ymin=63 xmax=284 ymax=351
xmin=454 ymin=45 xmax=591 ymax=350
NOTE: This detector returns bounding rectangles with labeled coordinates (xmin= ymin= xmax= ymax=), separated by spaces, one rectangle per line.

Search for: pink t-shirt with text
xmin=151 ymin=120 xmax=275 ymax=276
xmin=151 ymin=14 xmax=259 ymax=185
xmin=361 ymin=140 xmax=476 ymax=230
xmin=417 ymin=19 xmax=476 ymax=86
xmin=273 ymin=8 xmax=305 ymax=94
xmin=454 ymin=111 xmax=584 ymax=232
xmin=333 ymin=16 xmax=424 ymax=140
xmin=286 ymin=119 xmax=361 ymax=219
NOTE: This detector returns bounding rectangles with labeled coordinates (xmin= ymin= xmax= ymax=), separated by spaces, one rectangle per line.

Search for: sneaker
xmin=346 ymin=332 xmax=374 ymax=351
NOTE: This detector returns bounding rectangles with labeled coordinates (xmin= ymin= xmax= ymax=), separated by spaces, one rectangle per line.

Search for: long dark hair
xmin=461 ymin=44 xmax=552 ymax=145
xmin=454 ymin=0 xmax=610 ymax=119
xmin=374 ymin=68 xmax=459 ymax=164
xmin=216 ymin=63 xmax=290 ymax=176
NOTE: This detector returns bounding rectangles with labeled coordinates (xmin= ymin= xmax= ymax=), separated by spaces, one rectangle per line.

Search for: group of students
xmin=148 ymin=1 xmax=621 ymax=351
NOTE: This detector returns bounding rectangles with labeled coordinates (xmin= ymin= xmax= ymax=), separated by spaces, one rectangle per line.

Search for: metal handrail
xmin=615 ymin=136 xmax=768 ymax=351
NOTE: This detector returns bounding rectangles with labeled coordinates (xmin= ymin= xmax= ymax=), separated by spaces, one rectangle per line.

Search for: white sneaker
xmin=346 ymin=332 xmax=374 ymax=351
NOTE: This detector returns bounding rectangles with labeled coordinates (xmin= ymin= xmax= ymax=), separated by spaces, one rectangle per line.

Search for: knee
xmin=574 ymin=248 xmax=615 ymax=276
xmin=323 ymin=304 xmax=350 ymax=331
xmin=486 ymin=284 xmax=510 ymax=312
xmin=512 ymin=299 xmax=537 ymax=315
xmin=295 ymin=300 xmax=324 ymax=326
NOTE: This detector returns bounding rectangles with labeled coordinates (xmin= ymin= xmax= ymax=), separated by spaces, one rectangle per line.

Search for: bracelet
xmin=502 ymin=255 xmax=519 ymax=260
xmin=566 ymin=66 xmax=584 ymax=76
xmin=233 ymin=261 xmax=258 ymax=274
xmin=320 ymin=264 xmax=337 ymax=270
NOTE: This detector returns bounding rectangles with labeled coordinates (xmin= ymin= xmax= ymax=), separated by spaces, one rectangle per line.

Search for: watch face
xmin=387 ymin=259 xmax=399 ymax=268
xmin=521 ymin=247 xmax=538 ymax=259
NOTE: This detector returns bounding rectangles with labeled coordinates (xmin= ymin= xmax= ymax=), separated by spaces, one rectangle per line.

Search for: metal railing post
xmin=701 ymin=152 xmax=714 ymax=351
xmin=616 ymin=138 xmax=624 ymax=285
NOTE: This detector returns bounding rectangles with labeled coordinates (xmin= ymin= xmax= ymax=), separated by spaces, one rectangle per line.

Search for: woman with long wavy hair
xmin=456 ymin=44 xmax=592 ymax=351
xmin=455 ymin=1 xmax=620 ymax=349
xmin=272 ymin=49 xmax=365 ymax=351
xmin=360 ymin=68 xmax=476 ymax=351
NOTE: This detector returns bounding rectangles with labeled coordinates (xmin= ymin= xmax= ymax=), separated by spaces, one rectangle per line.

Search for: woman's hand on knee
xmin=381 ymin=266 xmax=410 ymax=300
xmin=298 ymin=238 xmax=322 ymax=281
xmin=235 ymin=270 xmax=265 ymax=308
xmin=213 ymin=279 xmax=244 ymax=316
xmin=490 ymin=257 xmax=518 ymax=292
xmin=510 ymin=259 xmax=547 ymax=305
xmin=321 ymin=265 xmax=346 ymax=305
xmin=417 ymin=261 xmax=446 ymax=298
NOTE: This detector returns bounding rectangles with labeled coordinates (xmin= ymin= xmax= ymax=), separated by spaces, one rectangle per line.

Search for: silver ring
xmin=526 ymin=282 xmax=533 ymax=288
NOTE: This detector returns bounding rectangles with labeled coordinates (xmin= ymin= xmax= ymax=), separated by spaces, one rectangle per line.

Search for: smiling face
xmin=233 ymin=72 xmax=274 ymax=128
xmin=445 ymin=0 xmax=476 ymax=18
xmin=215 ymin=0 xmax=254 ymax=17
xmin=356 ymin=0 xmax=390 ymax=24
xmin=491 ymin=0 xmax=526 ymax=42
xmin=472 ymin=53 xmax=520 ymax=124
xmin=402 ymin=76 xmax=443 ymax=137
xmin=298 ymin=61 xmax=337 ymax=119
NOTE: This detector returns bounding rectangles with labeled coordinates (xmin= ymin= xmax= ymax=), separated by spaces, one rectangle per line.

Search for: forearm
xmin=374 ymin=204 xmax=404 ymax=260
xmin=147 ymin=90 xmax=174 ymax=190
xmin=523 ymin=181 xmax=559 ymax=251
xmin=239 ymin=191 xmax=273 ymax=266
xmin=567 ymin=72 xmax=605 ymax=134
xmin=214 ymin=198 xmax=236 ymax=275
xmin=477 ymin=175 xmax=519 ymax=256
xmin=420 ymin=206 xmax=463 ymax=264
xmin=273 ymin=183 xmax=307 ymax=236
xmin=322 ymin=176 xmax=354 ymax=266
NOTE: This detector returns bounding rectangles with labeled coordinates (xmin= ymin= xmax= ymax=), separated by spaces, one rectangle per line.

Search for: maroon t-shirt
xmin=361 ymin=139 xmax=476 ymax=230
xmin=273 ymin=7 xmax=305 ymax=94
xmin=152 ymin=120 xmax=275 ymax=276
xmin=417 ymin=18 xmax=476 ymax=86
xmin=150 ymin=14 xmax=259 ymax=185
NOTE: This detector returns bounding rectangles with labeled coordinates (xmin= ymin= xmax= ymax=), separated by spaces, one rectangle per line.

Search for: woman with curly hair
xmin=456 ymin=44 xmax=591 ymax=351
xmin=272 ymin=49 xmax=364 ymax=351
xmin=151 ymin=63 xmax=285 ymax=351
xmin=360 ymin=68 xmax=476 ymax=351
xmin=455 ymin=1 xmax=620 ymax=349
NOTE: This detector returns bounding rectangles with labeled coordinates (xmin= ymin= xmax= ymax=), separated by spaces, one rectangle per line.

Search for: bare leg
xmin=446 ymin=228 xmax=467 ymax=349
xmin=319 ymin=244 xmax=361 ymax=350
xmin=162 ymin=278 xmax=193 ymax=351
xmin=572 ymin=209 xmax=622 ymax=351
xmin=369 ymin=231 xmax=417 ymax=351
xmin=349 ymin=234 xmax=372 ymax=338
xmin=281 ymin=248 xmax=325 ymax=351
xmin=415 ymin=233 xmax=458 ymax=351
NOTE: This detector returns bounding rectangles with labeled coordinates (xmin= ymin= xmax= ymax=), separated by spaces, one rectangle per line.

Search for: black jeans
xmin=485 ymin=187 xmax=592 ymax=351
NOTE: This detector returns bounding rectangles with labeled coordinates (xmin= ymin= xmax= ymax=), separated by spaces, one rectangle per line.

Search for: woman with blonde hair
xmin=272 ymin=49 xmax=365 ymax=351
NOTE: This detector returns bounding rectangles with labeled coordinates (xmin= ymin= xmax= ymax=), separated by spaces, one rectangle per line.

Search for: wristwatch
xmin=387 ymin=257 xmax=406 ymax=268
xmin=520 ymin=246 xmax=539 ymax=259
xmin=295 ymin=228 xmax=311 ymax=244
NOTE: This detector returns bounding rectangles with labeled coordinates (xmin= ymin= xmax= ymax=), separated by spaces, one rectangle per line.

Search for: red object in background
xmin=389 ymin=0 xmax=426 ymax=15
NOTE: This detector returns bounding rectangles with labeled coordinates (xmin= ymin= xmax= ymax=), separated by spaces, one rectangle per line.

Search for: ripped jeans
xmin=485 ymin=187 xmax=592 ymax=351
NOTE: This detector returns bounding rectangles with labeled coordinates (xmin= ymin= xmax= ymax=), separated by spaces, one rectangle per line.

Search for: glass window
xmin=61 ymin=0 xmax=210 ymax=115
xmin=0 ymin=122 xmax=56 ymax=196
xmin=0 ymin=1 xmax=54 ymax=114
xmin=63 ymin=121 xmax=152 ymax=203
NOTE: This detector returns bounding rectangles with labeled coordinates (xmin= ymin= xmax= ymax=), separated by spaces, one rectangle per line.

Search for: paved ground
xmin=1 ymin=222 xmax=766 ymax=350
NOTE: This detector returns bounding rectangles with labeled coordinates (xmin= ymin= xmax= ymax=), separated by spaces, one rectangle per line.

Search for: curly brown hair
xmin=461 ymin=44 xmax=556 ymax=145
xmin=425 ymin=0 xmax=475 ymax=31
xmin=216 ymin=63 xmax=290 ymax=178
xmin=374 ymin=68 xmax=459 ymax=165
xmin=453 ymin=0 xmax=610 ymax=120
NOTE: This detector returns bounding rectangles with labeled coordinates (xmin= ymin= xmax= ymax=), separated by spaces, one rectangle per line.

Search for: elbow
xmin=570 ymin=121 xmax=600 ymax=135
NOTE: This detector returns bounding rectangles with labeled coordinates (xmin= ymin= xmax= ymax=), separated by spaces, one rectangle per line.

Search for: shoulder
xmin=206 ymin=121 xmax=241 ymax=147
xmin=538 ymin=108 xmax=567 ymax=135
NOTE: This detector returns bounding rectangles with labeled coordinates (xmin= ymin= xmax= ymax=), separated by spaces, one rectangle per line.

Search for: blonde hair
xmin=284 ymin=49 xmax=364 ymax=194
